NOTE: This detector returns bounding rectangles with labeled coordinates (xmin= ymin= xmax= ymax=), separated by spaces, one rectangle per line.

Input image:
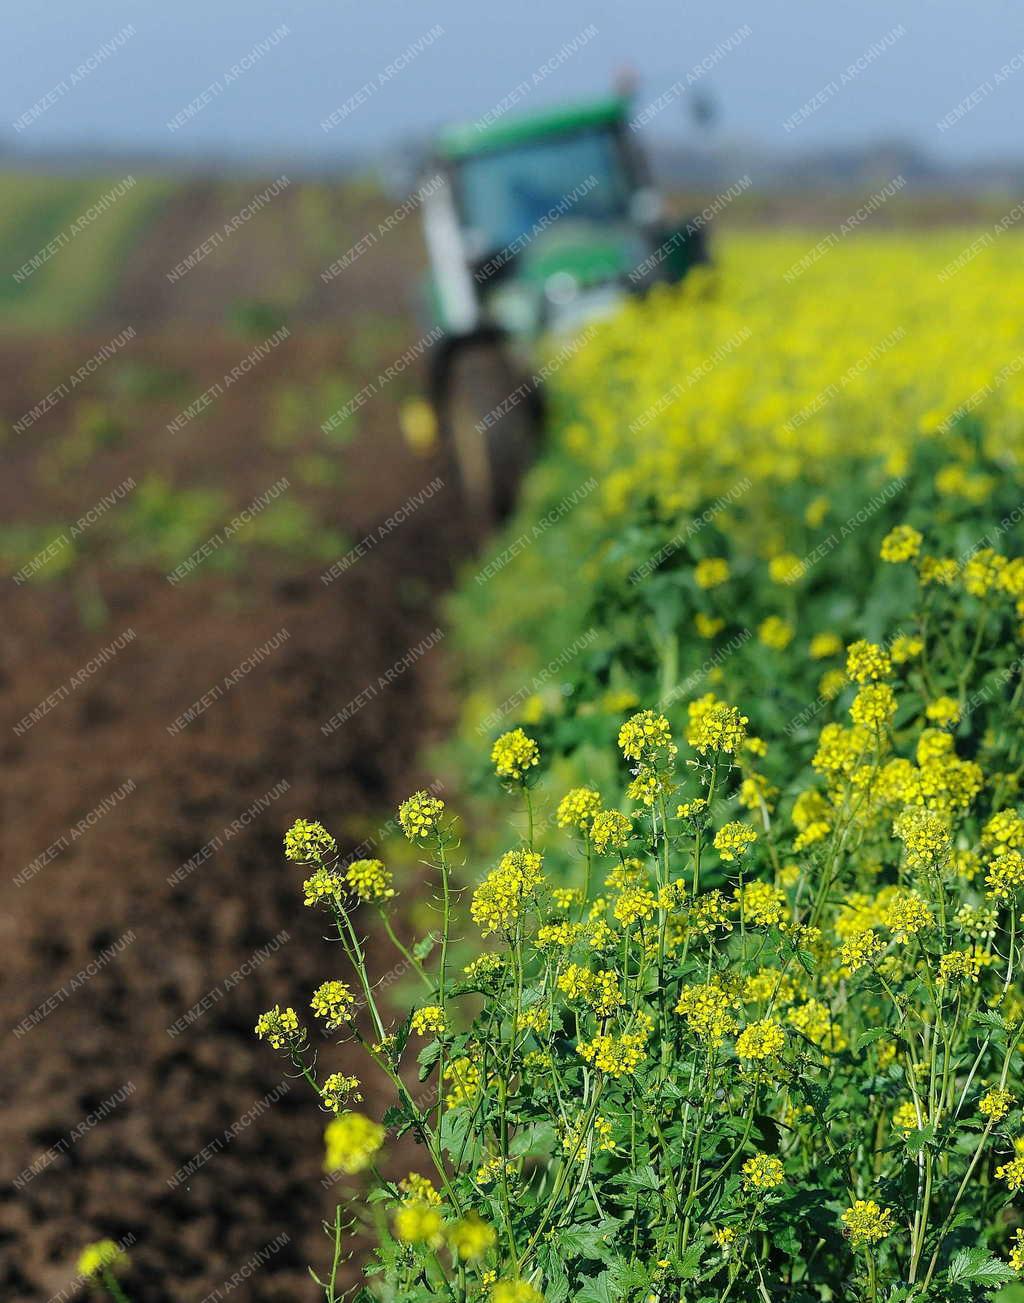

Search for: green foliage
xmin=258 ymin=555 xmax=1024 ymax=1300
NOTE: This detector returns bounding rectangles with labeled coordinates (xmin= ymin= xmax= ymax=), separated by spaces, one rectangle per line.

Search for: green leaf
xmin=510 ymin=1121 xmax=557 ymax=1157
xmin=947 ymin=1247 xmax=1016 ymax=1289
xmin=903 ymin=1123 xmax=937 ymax=1157
xmin=416 ymin=1039 xmax=442 ymax=1081
xmin=559 ymin=1220 xmax=621 ymax=1259
xmin=438 ymin=1108 xmax=473 ymax=1160
xmin=856 ymin=1027 xmax=891 ymax=1052
xmin=616 ymin=1163 xmax=661 ymax=1192
xmin=678 ymin=1242 xmax=703 ymax=1280
xmin=538 ymin=1244 xmax=571 ymax=1303
xmin=412 ymin=933 xmax=436 ymax=960
xmin=574 ymin=1270 xmax=617 ymax=1303
xmin=381 ymin=1102 xmax=416 ymax=1138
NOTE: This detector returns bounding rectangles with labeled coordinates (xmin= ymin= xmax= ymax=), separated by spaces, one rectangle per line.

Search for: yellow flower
xmin=675 ymin=981 xmax=740 ymax=1044
xmin=739 ymin=773 xmax=778 ymax=813
xmin=556 ymin=787 xmax=602 ymax=831
xmin=1010 ymin=1228 xmax=1024 ymax=1273
xmin=963 ymin=547 xmax=1007 ymax=596
xmin=398 ymin=790 xmax=445 ymax=842
xmin=577 ymin=1018 xmax=651 ymax=1076
xmin=985 ymin=850 xmax=1024 ymax=900
xmin=846 ymin=640 xmax=892 ymax=683
xmin=695 ymin=612 xmax=725 ymax=638
xmin=303 ymin=866 xmax=340 ymax=907
xmin=562 ymin=1113 xmax=616 ymax=1160
xmin=741 ymin=1152 xmax=784 ymax=1189
xmin=881 ymin=889 xmax=933 ymax=942
xmin=979 ymin=1088 xmax=1015 ymax=1122
xmin=677 ymin=797 xmax=708 ymax=820
xmin=552 ymin=887 xmax=583 ymax=911
xmin=787 ymin=999 xmax=846 ymax=1052
xmin=714 ymin=821 xmax=757 ymax=862
xmin=311 ymin=980 xmax=357 ymax=1029
xmin=618 ymin=709 xmax=676 ymax=761
xmin=925 ymin=696 xmax=960 ymax=727
xmin=819 ymin=668 xmax=848 ymax=701
xmin=893 ymin=1101 xmax=925 ymax=1131
xmin=691 ymin=889 xmax=736 ymax=936
xmin=77 ymin=1240 xmax=129 ymax=1279
xmin=344 ymin=858 xmax=395 ymax=902
xmin=983 ymin=809 xmax=1024 ymax=852
xmin=809 ymin=631 xmax=843 ymax=660
xmin=687 ymin=694 xmax=748 ymax=754
xmin=590 ymin=809 xmax=633 ymax=854
xmin=769 ymin=553 xmax=803 ymax=584
xmin=841 ymin=1199 xmax=894 ymax=1247
xmin=446 ymin=1212 xmax=496 ymax=1260
xmin=321 ymin=1072 xmax=362 ymax=1112
xmin=850 ymin=683 xmax=896 ymax=728
xmin=491 ymin=728 xmax=540 ymax=781
xmin=890 ymin=634 xmax=923 ymax=664
xmin=839 ymin=929 xmax=885 ymax=973
xmin=491 ymin=1282 xmax=544 ymax=1303
xmin=742 ymin=967 xmax=798 ymax=1004
xmin=893 ymin=807 xmax=951 ymax=868
xmin=399 ymin=1173 xmax=440 ymax=1204
xmin=324 ymin=1111 xmax=385 ymax=1173
xmin=734 ymin=879 xmax=785 ymax=926
xmin=880 ymin=524 xmax=922 ymax=563
xmin=558 ymin=965 xmax=624 ymax=1016
xmin=779 ymin=862 xmax=801 ymax=888
xmin=612 ymin=885 xmax=658 ymax=928
xmin=937 ymin=950 xmax=982 ymax=985
xmin=920 ymin=555 xmax=958 ymax=586
xmin=996 ymin=1154 xmax=1024 ymax=1191
xmin=410 ymin=1005 xmax=447 ymax=1036
xmin=393 ymin=1201 xmax=443 ymax=1246
xmin=254 ymin=1004 xmax=301 ymax=1049
xmin=758 ymin=615 xmax=794 ymax=649
xmin=476 ymin=1155 xmax=516 ymax=1185
xmin=471 ymin=850 xmax=544 ymax=935
xmin=694 ymin=557 xmax=730 ymax=588
xmin=284 ymin=818 xmax=336 ymax=864
xmin=735 ymin=1018 xmax=785 ymax=1061
xmin=443 ymin=1057 xmax=482 ymax=1109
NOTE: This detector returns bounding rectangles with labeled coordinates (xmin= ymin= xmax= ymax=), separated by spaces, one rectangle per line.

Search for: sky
xmin=4 ymin=0 xmax=1024 ymax=165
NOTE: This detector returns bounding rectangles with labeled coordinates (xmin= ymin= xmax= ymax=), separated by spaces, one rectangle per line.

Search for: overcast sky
xmin=4 ymin=0 xmax=1024 ymax=163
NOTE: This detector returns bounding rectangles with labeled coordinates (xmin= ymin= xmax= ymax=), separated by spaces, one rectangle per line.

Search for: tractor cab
xmin=420 ymin=93 xmax=707 ymax=523
xmin=423 ymin=95 xmax=705 ymax=343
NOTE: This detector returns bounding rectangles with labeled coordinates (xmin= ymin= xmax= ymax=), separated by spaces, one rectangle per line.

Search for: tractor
xmin=420 ymin=91 xmax=708 ymax=522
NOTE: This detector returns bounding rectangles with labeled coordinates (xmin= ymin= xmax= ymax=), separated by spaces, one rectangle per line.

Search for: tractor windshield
xmin=455 ymin=126 xmax=633 ymax=259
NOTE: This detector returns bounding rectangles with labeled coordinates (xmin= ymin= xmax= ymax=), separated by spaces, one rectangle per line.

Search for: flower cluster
xmin=323 ymin=1111 xmax=385 ymax=1174
xmin=398 ymin=790 xmax=445 ymax=842
xmin=491 ymin=728 xmax=540 ymax=782
xmin=255 ymin=522 xmax=1024 ymax=1300
xmin=254 ymin=1004 xmax=300 ymax=1050
xmin=284 ymin=818 xmax=336 ymax=864
xmin=470 ymin=850 xmax=544 ymax=936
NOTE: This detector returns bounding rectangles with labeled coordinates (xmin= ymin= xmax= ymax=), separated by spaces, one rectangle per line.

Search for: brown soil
xmin=0 ymin=308 xmax=476 ymax=1300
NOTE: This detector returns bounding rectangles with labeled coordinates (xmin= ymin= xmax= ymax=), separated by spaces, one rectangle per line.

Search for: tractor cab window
xmin=455 ymin=127 xmax=633 ymax=259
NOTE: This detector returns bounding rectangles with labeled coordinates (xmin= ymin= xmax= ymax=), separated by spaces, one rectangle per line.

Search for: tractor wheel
xmin=442 ymin=342 xmax=539 ymax=530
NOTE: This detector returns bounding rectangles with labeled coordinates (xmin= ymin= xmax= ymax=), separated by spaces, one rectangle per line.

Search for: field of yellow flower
xmin=253 ymin=230 xmax=1024 ymax=1302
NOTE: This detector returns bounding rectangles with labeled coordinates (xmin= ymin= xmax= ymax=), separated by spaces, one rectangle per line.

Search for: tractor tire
xmin=442 ymin=342 xmax=539 ymax=531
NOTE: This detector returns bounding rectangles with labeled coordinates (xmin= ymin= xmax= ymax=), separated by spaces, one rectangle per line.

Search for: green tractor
xmin=421 ymin=92 xmax=708 ymax=521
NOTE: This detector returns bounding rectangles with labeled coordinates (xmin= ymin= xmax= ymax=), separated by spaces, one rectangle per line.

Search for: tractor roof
xmin=436 ymin=95 xmax=630 ymax=161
